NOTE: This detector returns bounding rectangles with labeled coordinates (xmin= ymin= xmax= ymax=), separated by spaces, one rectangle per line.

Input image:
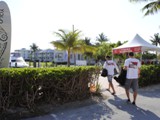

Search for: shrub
xmin=0 ymin=66 xmax=100 ymax=113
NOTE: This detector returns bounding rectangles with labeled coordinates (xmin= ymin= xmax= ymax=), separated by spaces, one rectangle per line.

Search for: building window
xmin=78 ymin=54 xmax=80 ymax=60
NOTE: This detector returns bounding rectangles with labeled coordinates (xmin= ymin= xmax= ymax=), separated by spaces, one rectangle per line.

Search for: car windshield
xmin=11 ymin=60 xmax=16 ymax=62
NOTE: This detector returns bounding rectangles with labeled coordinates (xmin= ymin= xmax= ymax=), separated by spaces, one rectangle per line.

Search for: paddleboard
xmin=0 ymin=1 xmax=11 ymax=68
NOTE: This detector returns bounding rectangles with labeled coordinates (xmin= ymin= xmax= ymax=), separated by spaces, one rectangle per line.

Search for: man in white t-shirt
xmin=103 ymin=56 xmax=118 ymax=95
xmin=124 ymin=52 xmax=141 ymax=105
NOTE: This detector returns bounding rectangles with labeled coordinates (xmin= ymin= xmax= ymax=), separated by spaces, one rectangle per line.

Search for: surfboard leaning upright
xmin=0 ymin=1 xmax=11 ymax=68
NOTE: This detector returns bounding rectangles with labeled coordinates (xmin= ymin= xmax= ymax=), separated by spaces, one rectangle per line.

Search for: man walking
xmin=103 ymin=55 xmax=119 ymax=95
xmin=123 ymin=52 xmax=141 ymax=105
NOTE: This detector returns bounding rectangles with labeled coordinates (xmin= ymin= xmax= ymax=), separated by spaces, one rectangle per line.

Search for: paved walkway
xmin=23 ymin=76 xmax=160 ymax=120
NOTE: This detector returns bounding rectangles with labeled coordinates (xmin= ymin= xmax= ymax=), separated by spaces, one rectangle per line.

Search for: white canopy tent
xmin=113 ymin=34 xmax=160 ymax=54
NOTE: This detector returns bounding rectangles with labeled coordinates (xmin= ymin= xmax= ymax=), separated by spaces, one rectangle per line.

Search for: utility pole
xmin=72 ymin=25 xmax=74 ymax=32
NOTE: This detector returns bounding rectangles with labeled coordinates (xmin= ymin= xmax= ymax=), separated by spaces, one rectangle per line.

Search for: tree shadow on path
xmin=138 ymin=84 xmax=160 ymax=98
xmin=108 ymin=95 xmax=160 ymax=120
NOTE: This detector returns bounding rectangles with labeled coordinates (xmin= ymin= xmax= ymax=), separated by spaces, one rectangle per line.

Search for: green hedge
xmin=0 ymin=66 xmax=100 ymax=113
xmin=139 ymin=65 xmax=160 ymax=87
xmin=1 ymin=65 xmax=159 ymax=117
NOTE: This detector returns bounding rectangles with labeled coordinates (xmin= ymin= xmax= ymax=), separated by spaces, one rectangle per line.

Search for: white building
xmin=13 ymin=48 xmax=95 ymax=65
xmin=53 ymin=50 xmax=85 ymax=64
xmin=14 ymin=48 xmax=31 ymax=61
xmin=38 ymin=49 xmax=54 ymax=62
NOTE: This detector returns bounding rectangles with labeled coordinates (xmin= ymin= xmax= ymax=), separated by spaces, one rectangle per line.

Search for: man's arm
xmin=123 ymin=66 xmax=127 ymax=70
xmin=138 ymin=68 xmax=140 ymax=74
xmin=138 ymin=68 xmax=140 ymax=78
xmin=123 ymin=59 xmax=128 ymax=70
xmin=103 ymin=61 xmax=106 ymax=68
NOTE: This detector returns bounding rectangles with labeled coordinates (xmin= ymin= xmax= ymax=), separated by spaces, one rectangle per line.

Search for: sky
xmin=3 ymin=0 xmax=160 ymax=52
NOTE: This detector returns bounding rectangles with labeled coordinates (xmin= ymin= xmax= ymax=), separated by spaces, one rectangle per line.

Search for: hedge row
xmin=0 ymin=66 xmax=100 ymax=113
xmin=139 ymin=65 xmax=160 ymax=87
xmin=1 ymin=65 xmax=160 ymax=118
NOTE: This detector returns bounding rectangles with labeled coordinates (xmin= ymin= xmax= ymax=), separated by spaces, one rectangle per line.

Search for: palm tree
xmin=51 ymin=29 xmax=82 ymax=67
xmin=82 ymin=37 xmax=97 ymax=64
xmin=130 ymin=0 xmax=160 ymax=16
xmin=150 ymin=33 xmax=160 ymax=61
xmin=30 ymin=43 xmax=39 ymax=67
xmin=84 ymin=37 xmax=92 ymax=45
xmin=150 ymin=33 xmax=160 ymax=46
xmin=96 ymin=33 xmax=109 ymax=44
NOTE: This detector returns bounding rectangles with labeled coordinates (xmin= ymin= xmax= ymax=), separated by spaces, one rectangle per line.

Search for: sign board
xmin=0 ymin=1 xmax=11 ymax=68
xmin=76 ymin=60 xmax=87 ymax=66
xmin=113 ymin=46 xmax=141 ymax=54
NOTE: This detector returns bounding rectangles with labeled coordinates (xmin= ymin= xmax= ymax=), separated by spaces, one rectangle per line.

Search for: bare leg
xmin=125 ymin=79 xmax=131 ymax=101
xmin=125 ymin=89 xmax=130 ymax=100
xmin=110 ymin=82 xmax=116 ymax=94
xmin=107 ymin=76 xmax=114 ymax=93
xmin=133 ymin=91 xmax=137 ymax=102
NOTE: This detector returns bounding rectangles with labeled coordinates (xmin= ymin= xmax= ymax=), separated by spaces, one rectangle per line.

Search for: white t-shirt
xmin=103 ymin=60 xmax=118 ymax=75
xmin=124 ymin=58 xmax=141 ymax=79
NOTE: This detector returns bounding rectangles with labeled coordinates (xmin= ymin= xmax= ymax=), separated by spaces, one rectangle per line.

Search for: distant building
xmin=13 ymin=48 xmax=96 ymax=65
xmin=53 ymin=50 xmax=85 ymax=64
xmin=38 ymin=49 xmax=54 ymax=62
xmin=14 ymin=48 xmax=31 ymax=61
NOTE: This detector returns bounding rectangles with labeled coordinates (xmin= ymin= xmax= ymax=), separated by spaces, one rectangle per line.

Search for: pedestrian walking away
xmin=103 ymin=55 xmax=119 ymax=95
xmin=123 ymin=52 xmax=141 ymax=105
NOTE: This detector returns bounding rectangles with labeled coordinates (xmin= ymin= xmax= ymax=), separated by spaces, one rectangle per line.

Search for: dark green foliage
xmin=139 ymin=65 xmax=160 ymax=87
xmin=0 ymin=66 xmax=100 ymax=115
xmin=142 ymin=52 xmax=157 ymax=59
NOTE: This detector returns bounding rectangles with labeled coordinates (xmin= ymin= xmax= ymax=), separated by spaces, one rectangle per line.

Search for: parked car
xmin=10 ymin=56 xmax=29 ymax=68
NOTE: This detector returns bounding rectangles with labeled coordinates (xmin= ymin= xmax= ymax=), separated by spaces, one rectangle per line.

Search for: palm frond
xmin=71 ymin=46 xmax=83 ymax=53
xmin=50 ymin=41 xmax=66 ymax=50
xmin=150 ymin=33 xmax=160 ymax=46
xmin=54 ymin=29 xmax=68 ymax=42
xmin=142 ymin=1 xmax=160 ymax=16
xmin=30 ymin=43 xmax=39 ymax=52
xmin=129 ymin=0 xmax=149 ymax=2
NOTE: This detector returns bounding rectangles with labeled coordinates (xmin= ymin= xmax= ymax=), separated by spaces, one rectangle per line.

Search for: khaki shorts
xmin=107 ymin=75 xmax=113 ymax=83
xmin=125 ymin=78 xmax=138 ymax=92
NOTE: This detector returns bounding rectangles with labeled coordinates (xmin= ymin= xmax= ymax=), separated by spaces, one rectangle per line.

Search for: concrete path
xmin=23 ymin=76 xmax=160 ymax=120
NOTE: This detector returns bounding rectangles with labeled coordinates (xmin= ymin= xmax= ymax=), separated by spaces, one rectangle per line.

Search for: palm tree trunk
xmin=68 ymin=48 xmax=71 ymax=67
xmin=74 ymin=53 xmax=76 ymax=65
xmin=33 ymin=52 xmax=36 ymax=67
